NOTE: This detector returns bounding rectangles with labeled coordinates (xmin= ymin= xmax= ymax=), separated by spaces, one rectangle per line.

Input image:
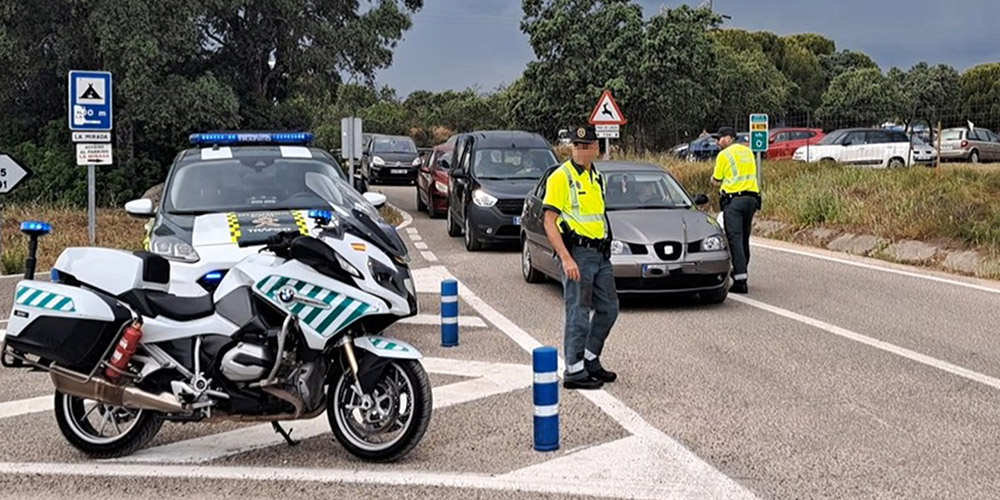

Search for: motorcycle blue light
xmin=20 ymin=221 xmax=52 ymax=236
xmin=202 ymin=270 xmax=225 ymax=284
xmin=308 ymin=209 xmax=332 ymax=225
xmin=50 ymin=269 xmax=61 ymax=282
xmin=188 ymin=132 xmax=314 ymax=145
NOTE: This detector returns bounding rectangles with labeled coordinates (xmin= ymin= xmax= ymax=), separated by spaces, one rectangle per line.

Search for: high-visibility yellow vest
xmin=714 ymin=144 xmax=760 ymax=194
xmin=542 ymin=161 xmax=607 ymax=240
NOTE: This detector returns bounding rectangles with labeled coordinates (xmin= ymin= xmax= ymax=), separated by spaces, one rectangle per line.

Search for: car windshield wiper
xmin=167 ymin=210 xmax=212 ymax=216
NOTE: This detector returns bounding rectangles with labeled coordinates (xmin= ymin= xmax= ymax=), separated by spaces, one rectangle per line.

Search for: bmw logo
xmin=277 ymin=287 xmax=296 ymax=303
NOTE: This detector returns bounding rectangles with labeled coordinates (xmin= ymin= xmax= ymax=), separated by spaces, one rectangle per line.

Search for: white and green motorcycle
xmin=1 ymin=173 xmax=430 ymax=462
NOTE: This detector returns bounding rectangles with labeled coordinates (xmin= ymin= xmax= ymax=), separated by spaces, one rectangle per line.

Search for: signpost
xmin=749 ymin=113 xmax=768 ymax=187
xmin=0 ymin=154 xmax=33 ymax=265
xmin=69 ymin=71 xmax=113 ymax=245
xmin=341 ymin=117 xmax=363 ymax=191
xmin=588 ymin=90 xmax=627 ymax=160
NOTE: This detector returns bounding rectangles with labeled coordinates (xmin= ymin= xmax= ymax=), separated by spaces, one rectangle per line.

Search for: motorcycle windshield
xmin=305 ymin=172 xmax=408 ymax=259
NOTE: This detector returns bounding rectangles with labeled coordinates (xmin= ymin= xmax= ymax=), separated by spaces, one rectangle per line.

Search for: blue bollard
xmin=441 ymin=279 xmax=459 ymax=347
xmin=533 ymin=346 xmax=559 ymax=452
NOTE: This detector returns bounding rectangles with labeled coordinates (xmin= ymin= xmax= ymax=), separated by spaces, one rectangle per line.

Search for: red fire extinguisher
xmin=106 ymin=322 xmax=143 ymax=382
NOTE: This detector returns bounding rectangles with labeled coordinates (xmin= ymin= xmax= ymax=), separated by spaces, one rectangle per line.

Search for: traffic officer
xmin=541 ymin=125 xmax=619 ymax=390
xmin=711 ymin=126 xmax=761 ymax=294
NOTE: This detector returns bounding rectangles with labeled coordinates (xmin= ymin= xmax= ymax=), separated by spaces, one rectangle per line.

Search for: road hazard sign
xmin=588 ymin=90 xmax=627 ymax=126
xmin=68 ymin=71 xmax=113 ymax=131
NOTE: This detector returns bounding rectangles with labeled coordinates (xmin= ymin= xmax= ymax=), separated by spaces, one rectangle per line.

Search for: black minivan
xmin=361 ymin=134 xmax=422 ymax=186
xmin=445 ymin=131 xmax=558 ymax=251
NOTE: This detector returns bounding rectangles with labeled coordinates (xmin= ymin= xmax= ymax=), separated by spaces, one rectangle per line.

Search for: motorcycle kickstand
xmin=272 ymin=422 xmax=300 ymax=447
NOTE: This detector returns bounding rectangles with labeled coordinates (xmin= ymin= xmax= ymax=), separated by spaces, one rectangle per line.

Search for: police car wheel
xmin=463 ymin=212 xmax=482 ymax=251
xmin=521 ymin=239 xmax=544 ymax=283
xmin=447 ymin=208 xmax=462 ymax=237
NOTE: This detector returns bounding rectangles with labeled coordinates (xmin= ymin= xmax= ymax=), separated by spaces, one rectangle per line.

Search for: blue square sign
xmin=68 ymin=71 xmax=113 ymax=131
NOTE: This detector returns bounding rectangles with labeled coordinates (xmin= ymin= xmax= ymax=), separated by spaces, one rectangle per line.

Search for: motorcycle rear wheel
xmin=328 ymin=359 xmax=432 ymax=462
xmin=54 ymin=390 xmax=162 ymax=458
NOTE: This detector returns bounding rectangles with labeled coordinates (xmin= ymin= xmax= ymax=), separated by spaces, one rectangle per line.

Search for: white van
xmin=793 ymin=128 xmax=935 ymax=168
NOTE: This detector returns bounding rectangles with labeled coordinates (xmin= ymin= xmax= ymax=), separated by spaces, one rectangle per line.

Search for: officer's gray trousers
xmin=723 ymin=196 xmax=758 ymax=281
xmin=560 ymin=246 xmax=619 ymax=381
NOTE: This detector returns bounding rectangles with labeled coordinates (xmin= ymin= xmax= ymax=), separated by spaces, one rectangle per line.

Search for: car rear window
xmin=942 ymin=130 xmax=964 ymax=141
xmin=373 ymin=137 xmax=417 ymax=153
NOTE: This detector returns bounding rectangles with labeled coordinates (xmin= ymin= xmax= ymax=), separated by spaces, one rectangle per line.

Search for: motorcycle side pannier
xmin=4 ymin=281 xmax=132 ymax=371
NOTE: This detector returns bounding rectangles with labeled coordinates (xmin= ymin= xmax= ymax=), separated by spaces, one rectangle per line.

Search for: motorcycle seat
xmin=119 ymin=289 xmax=215 ymax=321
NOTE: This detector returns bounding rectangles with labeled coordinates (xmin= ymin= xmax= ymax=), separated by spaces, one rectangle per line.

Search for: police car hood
xmin=191 ymin=210 xmax=315 ymax=248
xmin=608 ymin=209 xmax=721 ymax=245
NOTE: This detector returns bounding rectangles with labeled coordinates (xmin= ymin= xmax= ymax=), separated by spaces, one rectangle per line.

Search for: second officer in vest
xmin=711 ymin=126 xmax=761 ymax=294
xmin=542 ymin=126 xmax=618 ymax=390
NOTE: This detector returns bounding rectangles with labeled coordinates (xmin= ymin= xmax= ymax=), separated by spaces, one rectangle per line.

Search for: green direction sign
xmin=749 ymin=113 xmax=769 ymax=153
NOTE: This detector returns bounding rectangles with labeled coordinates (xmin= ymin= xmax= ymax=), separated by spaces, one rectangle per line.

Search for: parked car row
xmin=938 ymin=127 xmax=1000 ymax=163
xmin=792 ymin=128 xmax=936 ymax=168
xmin=407 ymin=129 xmax=732 ymax=303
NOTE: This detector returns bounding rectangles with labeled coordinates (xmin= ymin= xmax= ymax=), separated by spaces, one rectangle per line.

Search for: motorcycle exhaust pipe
xmin=49 ymin=365 xmax=188 ymax=414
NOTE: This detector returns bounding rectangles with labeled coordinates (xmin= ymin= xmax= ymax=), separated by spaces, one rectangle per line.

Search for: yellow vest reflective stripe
xmin=558 ymin=162 xmax=607 ymax=238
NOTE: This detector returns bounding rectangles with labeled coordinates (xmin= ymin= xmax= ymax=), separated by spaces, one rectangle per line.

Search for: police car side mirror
xmin=694 ymin=194 xmax=709 ymax=206
xmin=124 ymin=198 xmax=155 ymax=218
xmin=363 ymin=192 xmax=387 ymax=209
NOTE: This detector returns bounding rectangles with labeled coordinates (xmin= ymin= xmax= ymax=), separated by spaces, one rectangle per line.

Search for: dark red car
xmin=416 ymin=137 xmax=456 ymax=218
xmin=767 ymin=128 xmax=825 ymax=160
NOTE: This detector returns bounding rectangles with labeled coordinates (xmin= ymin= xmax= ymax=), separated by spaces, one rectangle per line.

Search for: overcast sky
xmin=377 ymin=0 xmax=1000 ymax=97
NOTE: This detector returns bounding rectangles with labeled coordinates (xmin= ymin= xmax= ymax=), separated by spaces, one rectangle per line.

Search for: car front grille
xmin=653 ymin=241 xmax=683 ymax=261
xmin=616 ymin=273 xmax=726 ymax=291
xmin=495 ymin=199 xmax=524 ymax=216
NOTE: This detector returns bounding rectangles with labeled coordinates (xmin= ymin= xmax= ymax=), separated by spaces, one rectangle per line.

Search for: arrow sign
xmin=588 ymin=90 xmax=627 ymax=125
xmin=0 ymin=154 xmax=32 ymax=194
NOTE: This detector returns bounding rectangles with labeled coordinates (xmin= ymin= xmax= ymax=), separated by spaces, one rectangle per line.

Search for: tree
xmin=817 ymin=68 xmax=908 ymax=128
xmin=820 ymin=50 xmax=879 ymax=85
xmin=786 ymin=33 xmax=835 ymax=58
xmin=960 ymin=63 xmax=1000 ymax=130
xmin=712 ymin=44 xmax=793 ymax=126
xmin=895 ymin=63 xmax=960 ymax=124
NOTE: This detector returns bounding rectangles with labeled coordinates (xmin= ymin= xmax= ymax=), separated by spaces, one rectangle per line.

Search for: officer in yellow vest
xmin=711 ymin=127 xmax=761 ymax=294
xmin=542 ymin=126 xmax=618 ymax=390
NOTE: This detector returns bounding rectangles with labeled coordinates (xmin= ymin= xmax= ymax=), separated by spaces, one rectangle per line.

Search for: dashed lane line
xmin=398 ymin=314 xmax=487 ymax=328
xmin=0 ymin=396 xmax=51 ymax=419
xmin=414 ymin=241 xmax=429 ymax=250
xmin=420 ymin=251 xmax=439 ymax=263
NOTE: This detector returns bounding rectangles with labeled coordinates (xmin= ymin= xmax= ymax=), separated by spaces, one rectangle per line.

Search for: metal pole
xmin=756 ymin=152 xmax=763 ymax=190
xmin=87 ymin=164 xmax=96 ymax=245
xmin=603 ymin=137 xmax=610 ymax=161
xmin=348 ymin=118 xmax=356 ymax=185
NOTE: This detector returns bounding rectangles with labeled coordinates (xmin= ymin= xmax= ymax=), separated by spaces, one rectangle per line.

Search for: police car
xmin=125 ymin=132 xmax=388 ymax=296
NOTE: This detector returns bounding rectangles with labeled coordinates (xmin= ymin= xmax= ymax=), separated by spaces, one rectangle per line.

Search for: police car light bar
xmin=20 ymin=221 xmax=52 ymax=236
xmin=189 ymin=132 xmax=314 ymax=146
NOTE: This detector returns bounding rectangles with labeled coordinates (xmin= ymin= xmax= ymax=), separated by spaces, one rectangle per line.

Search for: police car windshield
xmin=164 ymin=155 xmax=346 ymax=214
xmin=473 ymin=148 xmax=557 ymax=180
xmin=604 ymin=172 xmax=693 ymax=210
xmin=373 ymin=137 xmax=417 ymax=154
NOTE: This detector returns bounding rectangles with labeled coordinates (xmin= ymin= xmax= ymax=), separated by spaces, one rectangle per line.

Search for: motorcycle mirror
xmin=363 ymin=192 xmax=387 ymax=209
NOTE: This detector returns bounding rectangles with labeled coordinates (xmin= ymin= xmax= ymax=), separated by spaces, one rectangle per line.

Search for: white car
xmin=793 ymin=128 xmax=936 ymax=168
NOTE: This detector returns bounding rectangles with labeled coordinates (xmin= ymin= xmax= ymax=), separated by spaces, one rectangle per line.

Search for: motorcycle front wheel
xmin=328 ymin=359 xmax=432 ymax=462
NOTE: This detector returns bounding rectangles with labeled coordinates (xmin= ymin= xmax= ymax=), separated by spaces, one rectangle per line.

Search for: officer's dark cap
xmin=717 ymin=127 xmax=737 ymax=139
xmin=571 ymin=126 xmax=598 ymax=144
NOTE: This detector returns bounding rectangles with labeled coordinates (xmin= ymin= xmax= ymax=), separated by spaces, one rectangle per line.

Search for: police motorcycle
xmin=1 ymin=173 xmax=430 ymax=462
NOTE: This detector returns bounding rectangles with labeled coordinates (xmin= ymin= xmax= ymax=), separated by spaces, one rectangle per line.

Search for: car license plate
xmin=642 ymin=263 xmax=681 ymax=277
xmin=512 ymin=216 xmax=521 ymax=225
xmin=391 ymin=169 xmax=407 ymax=174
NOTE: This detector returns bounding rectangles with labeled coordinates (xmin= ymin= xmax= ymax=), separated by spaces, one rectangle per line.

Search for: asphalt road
xmin=1 ymin=184 xmax=999 ymax=499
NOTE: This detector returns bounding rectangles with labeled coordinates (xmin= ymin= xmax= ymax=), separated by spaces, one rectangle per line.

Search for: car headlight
xmin=701 ymin=235 xmax=725 ymax=252
xmin=372 ymin=156 xmax=385 ymax=166
xmin=412 ymin=157 xmax=422 ymax=166
xmin=610 ymin=240 xmax=631 ymax=256
xmin=435 ymin=180 xmax=449 ymax=193
xmin=151 ymin=235 xmax=200 ymax=262
xmin=472 ymin=189 xmax=498 ymax=207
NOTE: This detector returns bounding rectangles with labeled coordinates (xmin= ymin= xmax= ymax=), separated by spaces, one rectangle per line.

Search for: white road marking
xmin=0 ymin=396 xmax=52 ymax=419
xmin=0 ymin=461 xmax=747 ymax=500
xmin=411 ymin=266 xmax=453 ymax=294
xmin=414 ymin=241 xmax=428 ymax=250
xmin=729 ymin=294 xmax=1000 ymax=391
xmin=405 ymin=228 xmax=418 ymax=235
xmin=410 ymin=234 xmax=422 ymax=242
xmin=753 ymin=238 xmax=1000 ymax=296
xmin=420 ymin=251 xmax=439 ymax=262
xmin=398 ymin=314 xmax=487 ymax=328
xmin=116 ymin=358 xmax=530 ymax=464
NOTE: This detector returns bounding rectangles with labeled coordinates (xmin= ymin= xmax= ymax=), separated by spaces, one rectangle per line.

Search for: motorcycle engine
xmin=219 ymin=341 xmax=274 ymax=382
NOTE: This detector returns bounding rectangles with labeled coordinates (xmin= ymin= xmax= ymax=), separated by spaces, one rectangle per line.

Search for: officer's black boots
xmin=589 ymin=367 xmax=618 ymax=383
xmin=564 ymin=376 xmax=604 ymax=390
xmin=730 ymin=280 xmax=749 ymax=294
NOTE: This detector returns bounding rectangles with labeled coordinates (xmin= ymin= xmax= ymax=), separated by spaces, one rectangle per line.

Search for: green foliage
xmin=960 ymin=63 xmax=1000 ymax=129
xmin=712 ymin=43 xmax=793 ymax=125
xmin=817 ymin=68 xmax=908 ymax=127
xmin=819 ymin=50 xmax=879 ymax=85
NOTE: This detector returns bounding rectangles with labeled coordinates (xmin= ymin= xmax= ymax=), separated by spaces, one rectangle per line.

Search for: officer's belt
xmin=566 ymin=234 xmax=609 ymax=249
xmin=720 ymin=190 xmax=760 ymax=200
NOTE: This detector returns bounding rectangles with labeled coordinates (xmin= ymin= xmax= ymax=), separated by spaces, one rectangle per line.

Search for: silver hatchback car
xmin=519 ymin=161 xmax=731 ymax=303
xmin=939 ymin=127 xmax=1000 ymax=163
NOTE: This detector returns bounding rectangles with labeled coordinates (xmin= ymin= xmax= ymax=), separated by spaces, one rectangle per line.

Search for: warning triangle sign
xmin=80 ymin=83 xmax=102 ymax=101
xmin=588 ymin=90 xmax=626 ymax=125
